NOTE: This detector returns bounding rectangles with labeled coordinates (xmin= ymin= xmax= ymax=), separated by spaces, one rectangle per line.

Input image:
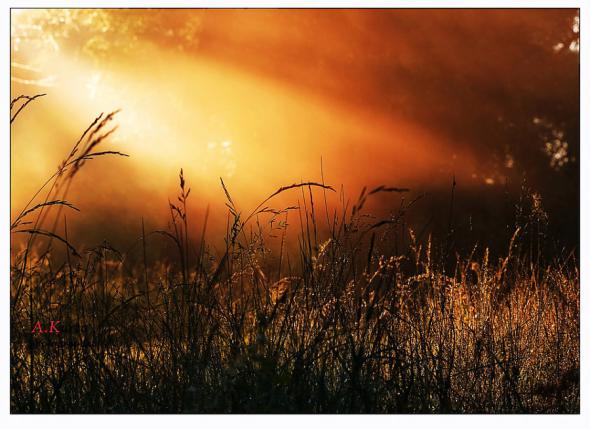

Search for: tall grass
xmin=10 ymin=98 xmax=579 ymax=413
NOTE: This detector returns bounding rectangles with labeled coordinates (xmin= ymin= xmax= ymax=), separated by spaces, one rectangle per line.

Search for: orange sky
xmin=10 ymin=9 xmax=579 ymax=250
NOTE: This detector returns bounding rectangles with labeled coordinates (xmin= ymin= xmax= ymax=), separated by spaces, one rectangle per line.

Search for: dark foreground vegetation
xmin=10 ymin=101 xmax=579 ymax=413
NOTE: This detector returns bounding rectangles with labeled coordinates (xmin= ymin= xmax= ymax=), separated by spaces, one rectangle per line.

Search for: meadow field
xmin=10 ymin=101 xmax=579 ymax=413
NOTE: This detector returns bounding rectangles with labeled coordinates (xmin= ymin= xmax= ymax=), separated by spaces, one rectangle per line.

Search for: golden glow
xmin=14 ymin=9 xmax=576 ymax=244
